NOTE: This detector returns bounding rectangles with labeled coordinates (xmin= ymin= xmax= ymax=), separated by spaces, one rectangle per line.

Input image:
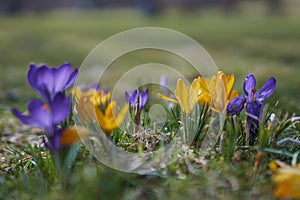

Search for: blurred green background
xmin=0 ymin=0 xmax=299 ymax=113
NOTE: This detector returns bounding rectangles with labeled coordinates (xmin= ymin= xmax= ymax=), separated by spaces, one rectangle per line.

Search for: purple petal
xmin=11 ymin=108 xmax=36 ymax=126
xmin=54 ymin=63 xmax=72 ymax=92
xmin=50 ymin=93 xmax=71 ymax=125
xmin=11 ymin=100 xmax=52 ymax=131
xmin=65 ymin=66 xmax=78 ymax=89
xmin=226 ymin=96 xmax=246 ymax=115
xmin=28 ymin=100 xmax=52 ymax=129
xmin=35 ymin=66 xmax=55 ymax=97
xmin=243 ymin=74 xmax=256 ymax=96
xmin=27 ymin=63 xmax=39 ymax=91
xmin=256 ymin=77 xmax=276 ymax=101
xmin=139 ymin=89 xmax=149 ymax=109
xmin=126 ymin=90 xmax=138 ymax=106
xmin=246 ymin=100 xmax=263 ymax=123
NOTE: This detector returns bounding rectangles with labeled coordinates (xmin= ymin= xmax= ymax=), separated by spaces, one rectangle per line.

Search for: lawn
xmin=0 ymin=1 xmax=300 ymax=199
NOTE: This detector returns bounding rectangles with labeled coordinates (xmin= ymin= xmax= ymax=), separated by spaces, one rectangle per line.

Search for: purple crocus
xmin=12 ymin=62 xmax=78 ymax=153
xmin=12 ymin=92 xmax=71 ymax=135
xmin=227 ymin=74 xmax=276 ymax=144
xmin=27 ymin=63 xmax=78 ymax=104
xmin=12 ymin=92 xmax=71 ymax=152
xmin=125 ymin=89 xmax=149 ymax=111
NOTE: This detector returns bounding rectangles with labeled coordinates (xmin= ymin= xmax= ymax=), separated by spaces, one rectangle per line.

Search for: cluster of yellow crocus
xmin=198 ymin=71 xmax=238 ymax=114
xmin=73 ymin=86 xmax=128 ymax=134
xmin=158 ymin=71 xmax=238 ymax=115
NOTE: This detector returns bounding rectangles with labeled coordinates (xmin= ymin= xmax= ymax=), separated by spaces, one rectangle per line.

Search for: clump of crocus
xmin=73 ymin=83 xmax=128 ymax=135
xmin=73 ymin=84 xmax=111 ymax=125
xmin=125 ymin=89 xmax=148 ymax=111
xmin=227 ymin=74 xmax=276 ymax=145
xmin=125 ymin=89 xmax=148 ymax=132
xmin=197 ymin=71 xmax=238 ymax=114
xmin=12 ymin=63 xmax=84 ymax=152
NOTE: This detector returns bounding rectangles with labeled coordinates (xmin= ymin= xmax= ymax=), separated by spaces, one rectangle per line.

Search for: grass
xmin=1 ymin=1 xmax=300 ymax=199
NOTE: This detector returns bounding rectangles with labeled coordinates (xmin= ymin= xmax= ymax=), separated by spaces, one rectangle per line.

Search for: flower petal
xmin=27 ymin=63 xmax=39 ymax=91
xmin=226 ymin=74 xmax=235 ymax=96
xmin=256 ymin=77 xmax=276 ymax=101
xmin=139 ymin=89 xmax=149 ymax=109
xmin=11 ymin=108 xmax=36 ymax=126
xmin=65 ymin=66 xmax=78 ymax=89
xmin=50 ymin=93 xmax=71 ymax=125
xmin=54 ymin=63 xmax=72 ymax=92
xmin=158 ymin=93 xmax=178 ymax=104
xmin=246 ymin=100 xmax=263 ymax=123
xmin=226 ymin=96 xmax=246 ymax=115
xmin=12 ymin=100 xmax=52 ymax=131
xmin=243 ymin=74 xmax=256 ymax=96
xmin=60 ymin=126 xmax=90 ymax=146
xmin=174 ymin=79 xmax=190 ymax=114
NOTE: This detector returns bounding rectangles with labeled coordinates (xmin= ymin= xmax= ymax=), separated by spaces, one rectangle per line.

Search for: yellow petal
xmin=226 ymin=74 xmax=235 ymax=96
xmin=229 ymin=89 xmax=238 ymax=101
xmin=60 ymin=126 xmax=90 ymax=146
xmin=198 ymin=93 xmax=211 ymax=105
xmin=158 ymin=93 xmax=178 ymax=104
xmin=272 ymin=168 xmax=300 ymax=198
xmin=95 ymin=101 xmax=128 ymax=134
xmin=92 ymin=89 xmax=111 ymax=106
xmin=197 ymin=76 xmax=209 ymax=93
xmin=212 ymin=76 xmax=226 ymax=113
xmin=174 ymin=79 xmax=190 ymax=114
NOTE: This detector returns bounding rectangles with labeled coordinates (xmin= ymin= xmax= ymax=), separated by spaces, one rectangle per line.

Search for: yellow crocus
xmin=73 ymin=86 xmax=111 ymax=106
xmin=73 ymin=86 xmax=111 ymax=124
xmin=95 ymin=101 xmax=129 ymax=134
xmin=197 ymin=71 xmax=238 ymax=114
xmin=270 ymin=161 xmax=300 ymax=199
xmin=158 ymin=79 xmax=202 ymax=115
xmin=91 ymin=89 xmax=111 ymax=106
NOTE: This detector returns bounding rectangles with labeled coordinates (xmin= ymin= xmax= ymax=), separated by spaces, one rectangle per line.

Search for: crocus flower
xmin=95 ymin=101 xmax=129 ymax=134
xmin=12 ymin=92 xmax=71 ymax=152
xmin=227 ymin=74 xmax=276 ymax=144
xmin=125 ymin=89 xmax=148 ymax=111
xmin=158 ymin=79 xmax=201 ymax=115
xmin=12 ymin=92 xmax=71 ymax=134
xmin=227 ymin=74 xmax=276 ymax=116
xmin=73 ymin=84 xmax=111 ymax=124
xmin=197 ymin=71 xmax=238 ymax=114
xmin=27 ymin=63 xmax=78 ymax=104
xmin=91 ymin=89 xmax=111 ymax=106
